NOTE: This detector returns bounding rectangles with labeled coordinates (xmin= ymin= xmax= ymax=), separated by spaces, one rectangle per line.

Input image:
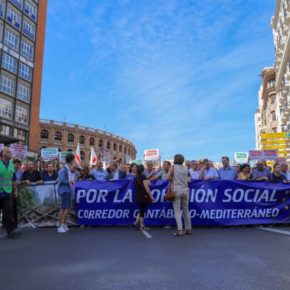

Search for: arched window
xmin=267 ymin=78 xmax=275 ymax=88
xmin=79 ymin=135 xmax=85 ymax=145
xmin=40 ymin=129 xmax=48 ymax=139
xmin=90 ymin=137 xmax=95 ymax=146
xmin=80 ymin=151 xmax=85 ymax=160
xmin=124 ymin=147 xmax=127 ymax=154
xmin=107 ymin=141 xmax=111 ymax=149
xmin=99 ymin=139 xmax=103 ymax=147
xmin=55 ymin=131 xmax=62 ymax=141
xmin=113 ymin=143 xmax=117 ymax=151
xmin=119 ymin=145 xmax=122 ymax=153
xmin=68 ymin=133 xmax=74 ymax=143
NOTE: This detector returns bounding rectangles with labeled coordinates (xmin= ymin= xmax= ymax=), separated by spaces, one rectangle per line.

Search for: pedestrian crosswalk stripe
xmin=259 ymin=228 xmax=290 ymax=236
xmin=141 ymin=229 xmax=153 ymax=239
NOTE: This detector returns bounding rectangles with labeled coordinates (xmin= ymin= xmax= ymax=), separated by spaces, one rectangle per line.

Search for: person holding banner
xmin=189 ymin=160 xmax=200 ymax=180
xmin=252 ymin=160 xmax=272 ymax=181
xmin=238 ymin=164 xmax=252 ymax=180
xmin=57 ymin=153 xmax=75 ymax=234
xmin=281 ymin=162 xmax=290 ymax=181
xmin=199 ymin=159 xmax=219 ymax=181
xmin=144 ymin=160 xmax=158 ymax=180
xmin=106 ymin=161 xmax=127 ymax=181
xmin=90 ymin=160 xmax=108 ymax=181
xmin=168 ymin=154 xmax=192 ymax=236
xmin=134 ymin=165 xmax=154 ymax=230
xmin=218 ymin=157 xmax=237 ymax=180
xmin=271 ymin=164 xmax=287 ymax=183
xmin=127 ymin=163 xmax=137 ymax=180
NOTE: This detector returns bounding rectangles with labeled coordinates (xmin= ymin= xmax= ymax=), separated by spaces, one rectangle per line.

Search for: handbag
xmin=165 ymin=165 xmax=176 ymax=201
xmin=144 ymin=192 xmax=152 ymax=204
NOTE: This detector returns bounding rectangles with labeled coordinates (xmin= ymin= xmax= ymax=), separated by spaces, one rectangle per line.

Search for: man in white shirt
xmin=199 ymin=159 xmax=219 ymax=180
xmin=189 ymin=160 xmax=200 ymax=180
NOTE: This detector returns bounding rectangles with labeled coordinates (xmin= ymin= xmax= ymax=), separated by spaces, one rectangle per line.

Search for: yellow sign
xmin=262 ymin=145 xmax=286 ymax=150
xmin=261 ymin=132 xmax=286 ymax=139
xmin=261 ymin=139 xmax=286 ymax=145
xmin=278 ymin=150 xmax=287 ymax=155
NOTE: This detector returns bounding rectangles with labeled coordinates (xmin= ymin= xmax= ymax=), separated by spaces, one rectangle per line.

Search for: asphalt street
xmin=1 ymin=226 xmax=290 ymax=290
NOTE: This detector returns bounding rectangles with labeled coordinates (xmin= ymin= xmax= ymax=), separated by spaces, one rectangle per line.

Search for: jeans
xmin=173 ymin=190 xmax=191 ymax=231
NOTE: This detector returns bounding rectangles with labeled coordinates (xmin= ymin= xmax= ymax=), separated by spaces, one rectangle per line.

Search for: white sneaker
xmin=63 ymin=224 xmax=69 ymax=231
xmin=57 ymin=226 xmax=66 ymax=233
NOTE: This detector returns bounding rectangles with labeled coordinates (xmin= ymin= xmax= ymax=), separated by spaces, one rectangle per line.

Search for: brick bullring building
xmin=39 ymin=119 xmax=137 ymax=165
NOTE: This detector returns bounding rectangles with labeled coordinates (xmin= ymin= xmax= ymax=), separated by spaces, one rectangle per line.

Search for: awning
xmin=0 ymin=135 xmax=21 ymax=145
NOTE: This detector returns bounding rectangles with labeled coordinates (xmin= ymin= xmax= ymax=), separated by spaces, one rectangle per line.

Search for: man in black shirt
xmin=21 ymin=161 xmax=43 ymax=185
xmin=271 ymin=164 xmax=287 ymax=183
xmin=42 ymin=162 xmax=58 ymax=181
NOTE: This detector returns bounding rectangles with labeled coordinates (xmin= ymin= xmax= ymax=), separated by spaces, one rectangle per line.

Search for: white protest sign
xmin=234 ymin=152 xmax=249 ymax=164
xmin=10 ymin=143 xmax=27 ymax=158
xmin=144 ymin=149 xmax=160 ymax=161
xmin=41 ymin=148 xmax=59 ymax=160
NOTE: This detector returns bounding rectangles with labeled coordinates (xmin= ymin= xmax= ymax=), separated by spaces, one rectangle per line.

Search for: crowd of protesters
xmin=1 ymin=145 xmax=290 ymax=238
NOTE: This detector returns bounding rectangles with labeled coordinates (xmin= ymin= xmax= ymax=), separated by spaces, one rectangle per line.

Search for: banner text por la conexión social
xmin=74 ymin=179 xmax=290 ymax=226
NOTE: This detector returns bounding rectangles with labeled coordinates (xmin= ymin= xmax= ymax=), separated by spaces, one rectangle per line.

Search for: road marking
xmin=141 ymin=229 xmax=153 ymax=239
xmin=259 ymin=228 xmax=290 ymax=236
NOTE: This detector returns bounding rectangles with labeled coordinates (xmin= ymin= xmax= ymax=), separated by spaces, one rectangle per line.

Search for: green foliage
xmin=17 ymin=185 xmax=35 ymax=209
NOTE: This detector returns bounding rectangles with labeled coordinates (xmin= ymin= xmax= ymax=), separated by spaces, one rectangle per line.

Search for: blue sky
xmin=40 ymin=0 xmax=275 ymax=162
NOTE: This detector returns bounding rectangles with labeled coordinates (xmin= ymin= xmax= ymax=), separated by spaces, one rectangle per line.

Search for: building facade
xmin=255 ymin=0 xmax=290 ymax=160
xmin=255 ymin=68 xmax=277 ymax=149
xmin=271 ymin=0 xmax=290 ymax=132
xmin=39 ymin=119 xmax=137 ymax=165
xmin=0 ymin=0 xmax=47 ymax=149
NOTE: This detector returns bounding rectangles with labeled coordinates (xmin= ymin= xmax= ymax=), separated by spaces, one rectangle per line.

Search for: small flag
xmin=89 ymin=147 xmax=98 ymax=168
xmin=75 ymin=142 xmax=81 ymax=166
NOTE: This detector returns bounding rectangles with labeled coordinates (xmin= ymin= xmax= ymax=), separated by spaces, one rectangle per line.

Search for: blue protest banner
xmin=74 ymin=180 xmax=290 ymax=226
